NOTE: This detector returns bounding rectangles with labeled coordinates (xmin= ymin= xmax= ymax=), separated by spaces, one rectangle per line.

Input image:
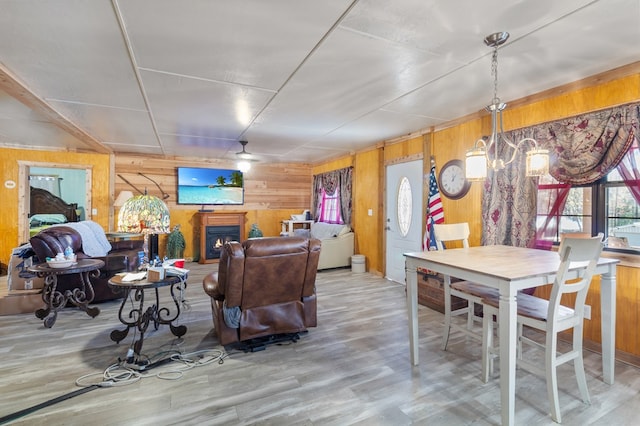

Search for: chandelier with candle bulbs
xmin=465 ymin=32 xmax=549 ymax=180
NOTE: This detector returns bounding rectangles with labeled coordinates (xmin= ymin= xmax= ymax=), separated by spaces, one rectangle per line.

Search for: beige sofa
xmin=308 ymin=222 xmax=354 ymax=270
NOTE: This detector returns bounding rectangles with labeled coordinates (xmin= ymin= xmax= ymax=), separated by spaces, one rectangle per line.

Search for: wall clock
xmin=438 ymin=159 xmax=471 ymax=200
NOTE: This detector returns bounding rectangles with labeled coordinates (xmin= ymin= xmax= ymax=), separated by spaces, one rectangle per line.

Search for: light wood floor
xmin=1 ymin=263 xmax=639 ymax=425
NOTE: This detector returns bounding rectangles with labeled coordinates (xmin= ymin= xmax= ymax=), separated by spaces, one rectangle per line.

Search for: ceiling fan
xmin=235 ymin=140 xmax=255 ymax=172
xmin=235 ymin=140 xmax=253 ymax=160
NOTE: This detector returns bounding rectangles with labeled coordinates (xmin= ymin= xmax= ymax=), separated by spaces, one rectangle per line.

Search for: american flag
xmin=423 ymin=164 xmax=445 ymax=250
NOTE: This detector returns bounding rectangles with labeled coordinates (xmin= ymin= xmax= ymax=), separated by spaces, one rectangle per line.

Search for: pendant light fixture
xmin=465 ymin=32 xmax=549 ymax=180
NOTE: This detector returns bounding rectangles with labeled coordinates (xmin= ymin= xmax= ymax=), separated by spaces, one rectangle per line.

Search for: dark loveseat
xmin=203 ymin=236 xmax=321 ymax=346
xmin=30 ymin=226 xmax=143 ymax=302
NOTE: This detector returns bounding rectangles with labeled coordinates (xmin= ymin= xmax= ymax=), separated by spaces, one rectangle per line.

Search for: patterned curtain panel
xmin=481 ymin=102 xmax=640 ymax=248
xmin=482 ymin=128 xmax=539 ymax=248
xmin=311 ymin=167 xmax=353 ymax=225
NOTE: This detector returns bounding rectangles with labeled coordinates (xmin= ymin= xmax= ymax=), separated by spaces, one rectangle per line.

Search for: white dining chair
xmin=433 ymin=223 xmax=499 ymax=351
xmin=481 ymin=233 xmax=604 ymax=424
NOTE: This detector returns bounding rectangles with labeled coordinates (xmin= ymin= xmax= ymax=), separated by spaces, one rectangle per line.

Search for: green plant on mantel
xmin=167 ymin=224 xmax=186 ymax=259
xmin=248 ymin=223 xmax=263 ymax=238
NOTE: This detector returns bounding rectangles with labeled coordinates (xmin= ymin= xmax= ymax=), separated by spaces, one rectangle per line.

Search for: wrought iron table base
xmin=110 ymin=281 xmax=187 ymax=356
xmin=31 ymin=261 xmax=102 ymax=328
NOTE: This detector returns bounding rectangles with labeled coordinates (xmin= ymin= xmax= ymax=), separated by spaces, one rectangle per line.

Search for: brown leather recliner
xmin=29 ymin=226 xmax=143 ymax=302
xmin=202 ymin=236 xmax=321 ymax=346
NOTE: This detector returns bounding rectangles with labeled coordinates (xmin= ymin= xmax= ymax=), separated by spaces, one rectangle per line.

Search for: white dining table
xmin=404 ymin=245 xmax=619 ymax=426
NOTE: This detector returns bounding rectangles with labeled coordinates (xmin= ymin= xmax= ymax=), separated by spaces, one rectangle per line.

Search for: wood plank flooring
xmin=0 ymin=263 xmax=639 ymax=425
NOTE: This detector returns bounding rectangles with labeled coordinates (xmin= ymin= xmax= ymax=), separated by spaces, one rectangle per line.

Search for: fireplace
xmin=205 ymin=225 xmax=240 ymax=260
xmin=198 ymin=212 xmax=246 ymax=264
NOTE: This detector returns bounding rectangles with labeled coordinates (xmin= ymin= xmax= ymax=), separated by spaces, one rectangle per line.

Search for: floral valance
xmin=532 ymin=102 xmax=640 ymax=185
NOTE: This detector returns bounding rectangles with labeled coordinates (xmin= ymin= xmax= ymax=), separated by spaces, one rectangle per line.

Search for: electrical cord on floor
xmin=75 ymin=348 xmax=227 ymax=387
xmin=0 ymin=385 xmax=101 ymax=425
xmin=0 ymin=347 xmax=228 ymax=424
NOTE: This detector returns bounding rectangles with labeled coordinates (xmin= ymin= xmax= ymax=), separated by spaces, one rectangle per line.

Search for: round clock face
xmin=438 ymin=159 xmax=471 ymax=200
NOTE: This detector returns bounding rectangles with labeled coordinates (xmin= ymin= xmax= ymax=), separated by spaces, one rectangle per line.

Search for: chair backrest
xmin=548 ymin=233 xmax=604 ymax=325
xmin=433 ymin=223 xmax=470 ymax=250
xmin=220 ymin=236 xmax=321 ymax=310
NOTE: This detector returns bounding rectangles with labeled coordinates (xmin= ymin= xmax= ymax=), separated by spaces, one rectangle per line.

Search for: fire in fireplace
xmin=205 ymin=225 xmax=241 ymax=260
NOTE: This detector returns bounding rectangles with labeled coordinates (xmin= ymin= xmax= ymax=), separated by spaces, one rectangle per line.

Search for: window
xmin=537 ymin=167 xmax=640 ymax=252
xmin=397 ymin=177 xmax=412 ymax=237
xmin=318 ymin=187 xmax=343 ymax=224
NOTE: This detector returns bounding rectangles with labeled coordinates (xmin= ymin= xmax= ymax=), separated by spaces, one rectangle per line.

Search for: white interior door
xmin=385 ymin=160 xmax=423 ymax=284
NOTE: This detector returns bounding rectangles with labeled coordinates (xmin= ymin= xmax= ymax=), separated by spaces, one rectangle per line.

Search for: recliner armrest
xmin=203 ymin=272 xmax=225 ymax=301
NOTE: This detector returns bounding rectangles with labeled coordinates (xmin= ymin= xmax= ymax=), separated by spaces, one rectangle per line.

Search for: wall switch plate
xmin=584 ymin=304 xmax=591 ymax=320
xmin=368 ymin=209 xmax=373 ymax=216
xmin=92 ymin=208 xmax=98 ymax=215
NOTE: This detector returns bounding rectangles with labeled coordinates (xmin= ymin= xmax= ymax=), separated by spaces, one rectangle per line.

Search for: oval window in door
xmin=397 ymin=176 xmax=412 ymax=237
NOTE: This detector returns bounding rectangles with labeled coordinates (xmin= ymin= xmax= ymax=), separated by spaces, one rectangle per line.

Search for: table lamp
xmin=117 ymin=193 xmax=170 ymax=262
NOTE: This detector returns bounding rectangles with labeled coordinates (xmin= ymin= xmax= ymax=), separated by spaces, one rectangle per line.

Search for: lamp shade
xmin=114 ymin=190 xmax=135 ymax=207
xmin=465 ymin=147 xmax=488 ymax=181
xmin=117 ymin=194 xmax=170 ymax=234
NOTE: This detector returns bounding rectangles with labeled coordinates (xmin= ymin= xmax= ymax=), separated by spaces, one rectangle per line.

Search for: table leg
xmin=441 ymin=274 xmax=452 ymax=350
xmin=66 ymin=270 xmax=100 ymax=318
xmin=35 ymin=274 xmax=64 ymax=328
xmin=498 ymin=283 xmax=517 ymax=426
xmin=110 ymin=288 xmax=149 ymax=355
xmin=600 ymin=267 xmax=616 ymax=384
xmin=159 ymin=281 xmax=188 ymax=338
xmin=405 ymin=260 xmax=419 ymax=365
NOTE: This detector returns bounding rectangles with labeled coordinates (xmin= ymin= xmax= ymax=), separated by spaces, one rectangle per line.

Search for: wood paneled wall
xmin=115 ymin=154 xmax=313 ymax=261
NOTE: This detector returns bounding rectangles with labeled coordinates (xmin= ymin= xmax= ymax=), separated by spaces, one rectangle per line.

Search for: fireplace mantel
xmin=198 ymin=212 xmax=246 ymax=264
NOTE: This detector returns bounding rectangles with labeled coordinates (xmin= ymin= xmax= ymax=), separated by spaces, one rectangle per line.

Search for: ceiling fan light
xmin=237 ymin=160 xmax=251 ymax=173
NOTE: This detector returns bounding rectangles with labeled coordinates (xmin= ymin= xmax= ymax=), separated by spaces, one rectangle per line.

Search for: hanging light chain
xmin=491 ymin=47 xmax=500 ymax=105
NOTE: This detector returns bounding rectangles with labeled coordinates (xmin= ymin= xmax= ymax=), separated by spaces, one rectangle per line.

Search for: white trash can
xmin=351 ymin=254 xmax=366 ymax=273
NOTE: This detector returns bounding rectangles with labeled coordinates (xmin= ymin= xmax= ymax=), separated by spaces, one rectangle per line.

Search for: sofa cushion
xmin=310 ymin=222 xmax=350 ymax=240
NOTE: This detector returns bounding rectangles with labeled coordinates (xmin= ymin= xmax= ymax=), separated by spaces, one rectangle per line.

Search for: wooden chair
xmin=481 ymin=233 xmax=604 ymax=423
xmin=433 ymin=223 xmax=498 ymax=350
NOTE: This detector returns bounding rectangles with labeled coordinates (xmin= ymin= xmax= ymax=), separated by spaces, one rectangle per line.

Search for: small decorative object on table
xmin=248 ymin=223 xmax=263 ymax=238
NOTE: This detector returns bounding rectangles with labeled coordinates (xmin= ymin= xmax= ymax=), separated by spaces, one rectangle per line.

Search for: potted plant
xmin=166 ymin=224 xmax=186 ymax=259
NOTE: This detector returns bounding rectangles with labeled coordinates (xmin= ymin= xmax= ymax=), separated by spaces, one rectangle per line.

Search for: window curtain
xmin=482 ymin=128 xmax=539 ymax=248
xmin=312 ymin=166 xmax=353 ymax=225
xmin=482 ymin=102 xmax=640 ymax=248
xmin=616 ymin=136 xmax=640 ymax=204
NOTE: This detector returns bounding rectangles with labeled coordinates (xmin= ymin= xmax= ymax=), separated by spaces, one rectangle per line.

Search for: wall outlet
xmin=584 ymin=304 xmax=591 ymax=320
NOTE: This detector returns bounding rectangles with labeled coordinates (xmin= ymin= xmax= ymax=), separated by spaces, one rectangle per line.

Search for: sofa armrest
xmin=317 ymin=232 xmax=355 ymax=270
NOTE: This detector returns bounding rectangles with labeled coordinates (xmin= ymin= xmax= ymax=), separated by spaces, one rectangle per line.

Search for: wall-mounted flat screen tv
xmin=176 ymin=167 xmax=244 ymax=205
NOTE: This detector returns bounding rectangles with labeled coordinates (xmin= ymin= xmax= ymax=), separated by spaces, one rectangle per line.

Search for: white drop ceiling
xmin=0 ymin=0 xmax=639 ymax=165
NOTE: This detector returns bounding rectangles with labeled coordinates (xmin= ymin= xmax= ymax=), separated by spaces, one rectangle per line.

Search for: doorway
xmin=18 ymin=161 xmax=92 ymax=243
xmin=385 ymin=160 xmax=423 ymax=284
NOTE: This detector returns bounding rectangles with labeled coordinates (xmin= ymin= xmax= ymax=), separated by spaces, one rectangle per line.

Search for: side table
xmin=29 ymin=258 xmax=104 ymax=328
xmin=108 ymin=274 xmax=188 ymax=357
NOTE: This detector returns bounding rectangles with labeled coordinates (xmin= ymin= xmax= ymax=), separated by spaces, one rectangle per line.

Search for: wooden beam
xmin=0 ymin=63 xmax=111 ymax=154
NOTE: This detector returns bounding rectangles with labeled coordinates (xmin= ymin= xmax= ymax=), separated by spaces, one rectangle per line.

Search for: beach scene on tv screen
xmin=177 ymin=167 xmax=243 ymax=205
